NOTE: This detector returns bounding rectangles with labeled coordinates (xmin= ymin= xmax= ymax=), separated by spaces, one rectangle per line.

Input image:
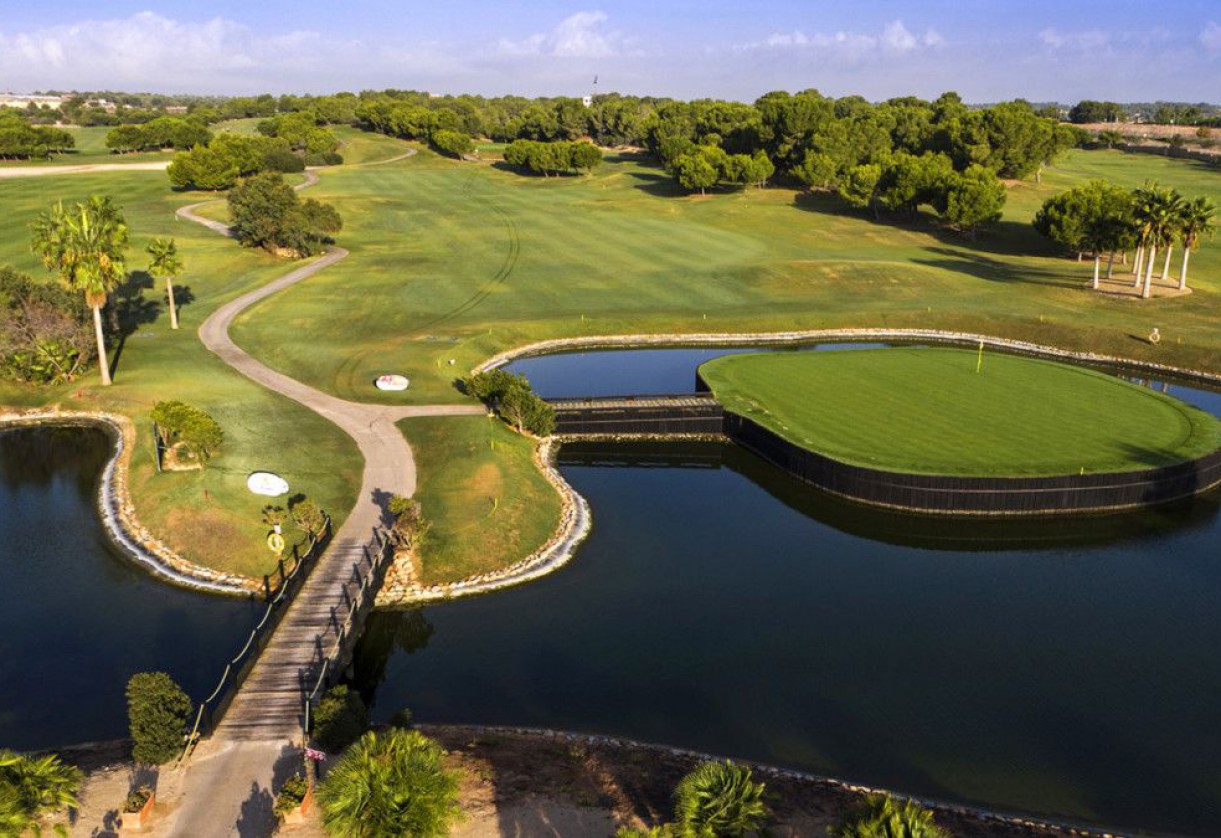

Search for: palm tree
xmin=836 ymin=795 xmax=948 ymax=838
xmin=31 ymin=196 xmax=129 ymax=385
xmin=146 ymin=237 xmax=184 ymax=329
xmin=1178 ymin=196 xmax=1216 ymax=290
xmin=317 ymin=729 xmax=460 ymax=838
xmin=0 ymin=748 xmax=82 ymax=837
xmin=1130 ymin=184 xmax=1159 ymax=286
xmin=1157 ymin=189 xmax=1187 ymax=281
xmin=672 ymin=760 xmax=769 ymax=838
xmin=1132 ymin=186 xmax=1181 ymax=299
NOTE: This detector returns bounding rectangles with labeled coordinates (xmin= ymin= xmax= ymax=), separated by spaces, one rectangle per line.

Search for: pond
xmin=0 ymin=425 xmax=258 ymax=751
xmin=354 ymin=345 xmax=1221 ymax=836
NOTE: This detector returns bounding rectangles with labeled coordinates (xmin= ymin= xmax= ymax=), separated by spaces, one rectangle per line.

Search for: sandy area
xmin=0 ymin=161 xmax=170 ymax=178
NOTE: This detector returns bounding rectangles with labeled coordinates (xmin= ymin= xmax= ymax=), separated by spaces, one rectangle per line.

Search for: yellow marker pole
xmin=976 ymin=339 xmax=984 ymax=374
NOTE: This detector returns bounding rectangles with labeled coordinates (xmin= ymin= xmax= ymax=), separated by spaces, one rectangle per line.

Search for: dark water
xmin=355 ymin=347 xmax=1221 ymax=836
xmin=0 ymin=425 xmax=258 ymax=751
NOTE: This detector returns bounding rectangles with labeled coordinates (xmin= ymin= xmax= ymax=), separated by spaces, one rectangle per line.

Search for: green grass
xmin=397 ymin=415 xmax=561 ymax=584
xmin=0 ymin=169 xmax=362 ymax=577
xmin=699 ymin=347 xmax=1221 ymax=476
xmin=226 ymin=146 xmax=1221 ymax=409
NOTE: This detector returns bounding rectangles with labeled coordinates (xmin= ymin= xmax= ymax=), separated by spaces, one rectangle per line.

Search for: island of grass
xmin=698 ymin=347 xmax=1221 ymax=514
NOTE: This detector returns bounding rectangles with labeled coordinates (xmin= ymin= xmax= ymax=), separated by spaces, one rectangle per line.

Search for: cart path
xmin=0 ymin=159 xmax=171 ymax=177
xmin=167 ymin=148 xmax=483 ymax=837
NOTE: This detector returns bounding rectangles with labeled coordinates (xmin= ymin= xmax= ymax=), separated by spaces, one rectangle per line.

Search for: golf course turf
xmin=698 ymin=347 xmax=1221 ymax=477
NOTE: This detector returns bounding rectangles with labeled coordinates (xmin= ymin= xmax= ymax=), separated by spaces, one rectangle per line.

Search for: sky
xmin=1 ymin=1 xmax=1219 ymax=103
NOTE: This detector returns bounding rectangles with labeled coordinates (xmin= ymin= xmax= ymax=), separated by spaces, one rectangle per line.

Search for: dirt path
xmin=0 ymin=160 xmax=171 ymax=177
xmin=164 ymin=148 xmax=483 ymax=838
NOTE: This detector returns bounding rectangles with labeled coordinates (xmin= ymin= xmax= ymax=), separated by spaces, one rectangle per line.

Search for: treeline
xmin=503 ymin=140 xmax=603 ymax=176
xmin=167 ymin=129 xmax=341 ymax=191
xmin=1034 ymin=182 xmax=1216 ymax=296
xmin=1068 ymin=99 xmax=1220 ymax=126
xmin=0 ymin=113 xmax=74 ymax=159
xmin=105 ymin=116 xmax=211 ymax=152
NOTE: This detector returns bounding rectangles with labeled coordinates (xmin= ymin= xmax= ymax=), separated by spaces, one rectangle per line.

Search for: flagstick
xmin=976 ymin=339 xmax=984 ymax=374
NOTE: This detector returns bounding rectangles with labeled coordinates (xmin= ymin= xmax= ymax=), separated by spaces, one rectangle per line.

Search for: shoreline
xmin=0 ymin=408 xmax=258 ymax=596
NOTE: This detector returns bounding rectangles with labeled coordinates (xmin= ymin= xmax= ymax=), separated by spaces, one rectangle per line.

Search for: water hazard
xmin=0 ymin=424 xmax=258 ymax=751
xmin=354 ymin=345 xmax=1221 ymax=836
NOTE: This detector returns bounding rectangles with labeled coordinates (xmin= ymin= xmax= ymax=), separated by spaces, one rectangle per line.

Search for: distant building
xmin=582 ymin=95 xmax=593 ymax=108
xmin=0 ymin=93 xmax=65 ymax=110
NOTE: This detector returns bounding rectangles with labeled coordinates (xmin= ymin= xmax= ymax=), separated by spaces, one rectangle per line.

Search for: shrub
xmin=123 ymin=786 xmax=153 ymax=813
xmin=0 ymin=266 xmax=93 ymax=384
xmin=673 ymin=760 xmax=768 ymax=838
xmin=836 ymin=795 xmax=948 ymax=838
xmin=311 ymin=685 xmax=369 ymax=754
xmin=228 ymin=172 xmax=343 ymax=256
xmin=304 ymin=151 xmax=344 ymax=167
xmin=289 ymin=497 xmax=327 ymax=539
xmin=318 ymin=729 xmax=460 ymax=838
xmin=274 ymin=774 xmax=309 ymax=817
xmin=126 ymin=672 xmax=193 ymax=765
xmin=0 ymin=749 xmax=82 ymax=832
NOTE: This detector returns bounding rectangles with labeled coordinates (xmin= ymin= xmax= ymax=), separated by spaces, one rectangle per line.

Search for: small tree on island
xmin=150 ymin=400 xmax=224 ymax=467
xmin=464 ymin=370 xmax=555 ymax=437
xmin=126 ymin=672 xmax=193 ymax=765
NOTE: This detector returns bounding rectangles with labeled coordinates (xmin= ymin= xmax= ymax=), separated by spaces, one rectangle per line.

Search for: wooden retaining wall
xmin=550 ymin=394 xmax=724 ymax=436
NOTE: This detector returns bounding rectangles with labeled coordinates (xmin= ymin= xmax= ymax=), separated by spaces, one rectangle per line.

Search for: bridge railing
xmin=178 ymin=516 xmax=333 ymax=762
xmin=302 ymin=527 xmax=396 ymax=738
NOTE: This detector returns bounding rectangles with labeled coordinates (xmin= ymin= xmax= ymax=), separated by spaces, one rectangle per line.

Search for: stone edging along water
xmin=472 ymin=327 xmax=1221 ymax=387
xmin=375 ymin=436 xmax=592 ymax=605
xmin=0 ymin=409 xmax=258 ymax=596
xmin=421 ymin=723 xmax=1132 ymax=838
xmin=388 ymin=326 xmax=1221 ymax=603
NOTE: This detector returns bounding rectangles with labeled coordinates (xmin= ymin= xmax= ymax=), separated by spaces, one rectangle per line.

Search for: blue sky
xmin=2 ymin=1 xmax=1219 ymax=102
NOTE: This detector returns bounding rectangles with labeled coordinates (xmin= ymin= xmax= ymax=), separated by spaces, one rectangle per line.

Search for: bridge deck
xmin=213 ymin=534 xmax=377 ymax=741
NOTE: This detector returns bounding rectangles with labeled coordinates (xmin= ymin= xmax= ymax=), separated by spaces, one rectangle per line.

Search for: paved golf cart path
xmin=166 ymin=148 xmax=483 ymax=837
xmin=0 ymin=160 xmax=172 ymax=177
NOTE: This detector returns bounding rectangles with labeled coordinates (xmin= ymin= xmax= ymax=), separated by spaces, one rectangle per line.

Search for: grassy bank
xmin=397 ymin=415 xmax=561 ymax=585
xmin=0 ymin=167 xmax=368 ymax=578
xmin=700 ymin=346 xmax=1221 ymax=476
xmin=226 ymin=146 xmax=1221 ymax=408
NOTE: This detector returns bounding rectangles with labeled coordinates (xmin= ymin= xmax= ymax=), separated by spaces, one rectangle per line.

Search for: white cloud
xmin=1201 ymin=21 xmax=1221 ymax=51
xmin=497 ymin=11 xmax=618 ymax=58
xmin=1039 ymin=27 xmax=1111 ymax=50
xmin=739 ymin=20 xmax=943 ymax=56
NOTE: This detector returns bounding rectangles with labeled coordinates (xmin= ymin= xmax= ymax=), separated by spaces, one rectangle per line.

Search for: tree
xmin=1132 ymin=186 xmax=1185 ymax=298
xmin=30 ymin=196 xmax=129 ymax=386
xmin=228 ymin=172 xmax=342 ymax=256
xmin=672 ymin=761 xmax=769 ymax=838
xmin=839 ymin=164 xmax=884 ymax=217
xmin=145 ymin=238 xmax=183 ymax=329
xmin=569 ymin=141 xmax=604 ymax=173
xmin=318 ymin=729 xmax=461 ymax=838
xmin=674 ymin=152 xmax=718 ymax=195
xmin=289 ymin=497 xmax=327 ymax=539
xmin=836 ymin=795 xmax=947 ymax=838
xmin=465 ymin=370 xmax=555 ymax=436
xmin=429 ymin=129 xmax=473 ymax=159
xmin=126 ymin=672 xmax=193 ymax=764
xmin=1177 ymin=197 xmax=1215 ymax=290
xmin=150 ymin=400 xmax=224 ymax=465
xmin=792 ymin=150 xmax=838 ymax=191
xmin=0 ymin=749 xmax=81 ymax=836
xmin=935 ymin=165 xmax=1006 ymax=238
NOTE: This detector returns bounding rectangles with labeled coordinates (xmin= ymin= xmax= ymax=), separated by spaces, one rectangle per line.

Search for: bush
xmin=124 ymin=786 xmax=153 ymax=813
xmin=126 ymin=672 xmax=193 ymax=765
xmin=836 ymin=795 xmax=948 ymax=838
xmin=0 ymin=749 xmax=82 ymax=831
xmin=318 ymin=729 xmax=460 ymax=838
xmin=0 ymin=266 xmax=93 ymax=384
xmin=673 ymin=760 xmax=768 ymax=838
xmin=503 ymin=139 xmax=601 ymax=175
xmin=274 ymin=774 xmax=309 ymax=817
xmin=311 ymin=685 xmax=369 ymax=754
xmin=304 ymin=151 xmax=344 ymax=167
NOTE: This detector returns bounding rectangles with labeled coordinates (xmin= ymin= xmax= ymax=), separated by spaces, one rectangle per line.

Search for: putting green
xmin=698 ymin=347 xmax=1221 ymax=477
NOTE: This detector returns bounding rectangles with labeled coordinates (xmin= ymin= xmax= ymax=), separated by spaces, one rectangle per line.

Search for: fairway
xmin=698 ymin=347 xmax=1221 ymax=476
xmin=227 ymin=147 xmax=1221 ymax=407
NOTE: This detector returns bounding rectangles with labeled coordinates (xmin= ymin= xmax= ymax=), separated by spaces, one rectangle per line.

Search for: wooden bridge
xmin=549 ymin=392 xmax=725 ymax=436
xmin=182 ymin=523 xmax=395 ymax=746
